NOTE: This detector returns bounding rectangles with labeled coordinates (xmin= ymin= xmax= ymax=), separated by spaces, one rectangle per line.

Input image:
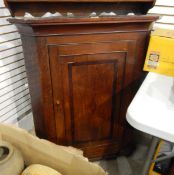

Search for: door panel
xmin=69 ymin=60 xmax=119 ymax=143
xmin=70 ymin=61 xmax=115 ymax=142
xmin=61 ymin=52 xmax=126 ymax=145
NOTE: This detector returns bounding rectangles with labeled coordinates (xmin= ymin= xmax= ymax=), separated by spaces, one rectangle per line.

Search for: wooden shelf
xmin=4 ymin=0 xmax=156 ymax=17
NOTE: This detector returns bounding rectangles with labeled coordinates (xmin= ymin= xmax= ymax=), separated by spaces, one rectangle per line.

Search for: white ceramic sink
xmin=126 ymin=72 xmax=174 ymax=142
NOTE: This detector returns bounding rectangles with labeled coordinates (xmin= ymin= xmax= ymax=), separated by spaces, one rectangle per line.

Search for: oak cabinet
xmin=5 ymin=0 xmax=158 ymax=159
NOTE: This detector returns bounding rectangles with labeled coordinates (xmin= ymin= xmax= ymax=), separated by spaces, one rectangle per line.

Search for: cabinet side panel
xmin=21 ymin=36 xmax=57 ymax=142
xmin=118 ymin=32 xmax=149 ymax=149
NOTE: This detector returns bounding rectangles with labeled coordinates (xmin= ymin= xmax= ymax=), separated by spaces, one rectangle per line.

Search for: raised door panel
xmin=62 ymin=53 xmax=126 ymax=145
xmin=69 ymin=60 xmax=116 ymax=143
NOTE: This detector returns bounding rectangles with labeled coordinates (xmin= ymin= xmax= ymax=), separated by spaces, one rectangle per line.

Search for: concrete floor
xmin=94 ymin=131 xmax=152 ymax=175
xmin=95 ymin=144 xmax=148 ymax=175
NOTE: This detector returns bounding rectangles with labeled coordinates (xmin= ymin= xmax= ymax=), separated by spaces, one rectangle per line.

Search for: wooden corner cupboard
xmin=5 ymin=0 xmax=158 ymax=159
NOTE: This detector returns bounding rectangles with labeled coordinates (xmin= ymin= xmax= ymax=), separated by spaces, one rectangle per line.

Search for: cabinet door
xmin=49 ymin=40 xmax=136 ymax=158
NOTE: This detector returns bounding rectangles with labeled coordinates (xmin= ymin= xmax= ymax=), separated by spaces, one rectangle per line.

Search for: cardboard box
xmin=144 ymin=29 xmax=174 ymax=77
xmin=0 ymin=124 xmax=107 ymax=175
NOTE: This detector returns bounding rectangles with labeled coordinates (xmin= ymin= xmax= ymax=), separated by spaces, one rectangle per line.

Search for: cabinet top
xmin=4 ymin=0 xmax=155 ymax=2
xmin=8 ymin=15 xmax=158 ymax=25
xmin=4 ymin=0 xmax=156 ymax=17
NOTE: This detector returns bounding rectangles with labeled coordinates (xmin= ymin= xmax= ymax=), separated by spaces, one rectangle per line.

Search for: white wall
xmin=148 ymin=0 xmax=174 ymax=29
xmin=0 ymin=0 xmax=33 ymax=130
